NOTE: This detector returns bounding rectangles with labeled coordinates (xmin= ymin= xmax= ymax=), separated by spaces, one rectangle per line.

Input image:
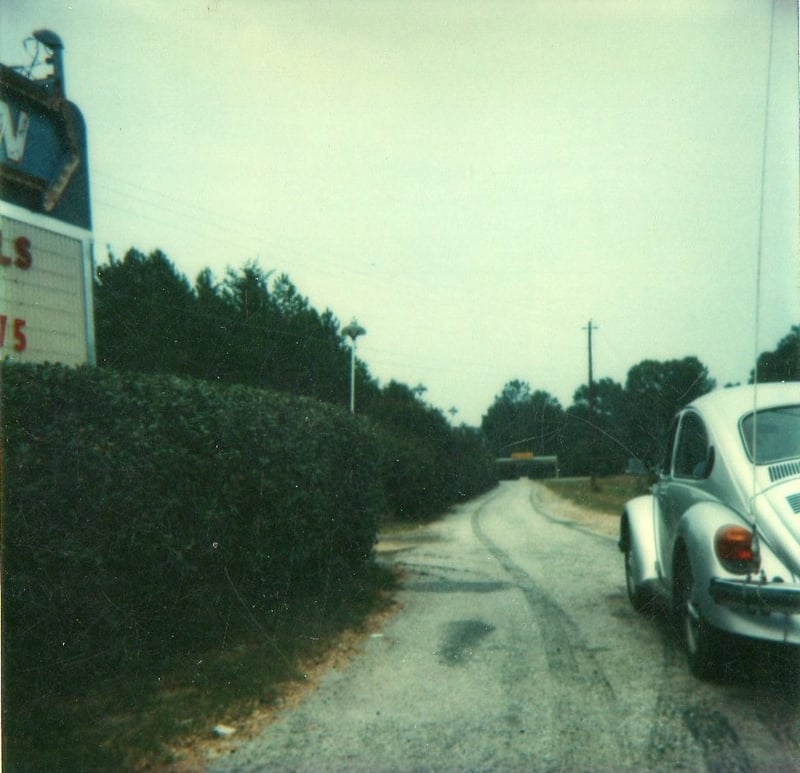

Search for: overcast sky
xmin=2 ymin=0 xmax=798 ymax=426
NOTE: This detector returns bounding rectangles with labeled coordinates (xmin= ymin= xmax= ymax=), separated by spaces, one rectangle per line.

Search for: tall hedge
xmin=1 ymin=364 xmax=385 ymax=694
xmin=379 ymin=427 xmax=497 ymax=521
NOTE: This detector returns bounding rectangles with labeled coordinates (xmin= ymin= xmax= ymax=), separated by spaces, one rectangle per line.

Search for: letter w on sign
xmin=0 ymin=101 xmax=30 ymax=163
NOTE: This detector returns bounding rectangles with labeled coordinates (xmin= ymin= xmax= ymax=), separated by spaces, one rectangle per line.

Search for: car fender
xmin=675 ymin=501 xmax=800 ymax=638
xmin=619 ymin=494 xmax=660 ymax=592
xmin=674 ymin=502 xmax=751 ymax=619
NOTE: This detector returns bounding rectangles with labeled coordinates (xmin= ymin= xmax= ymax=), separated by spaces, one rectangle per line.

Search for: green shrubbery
xmin=1 ymin=362 xmax=497 ymax=767
xmin=378 ymin=426 xmax=497 ymax=520
xmin=2 ymin=363 xmax=385 ymax=700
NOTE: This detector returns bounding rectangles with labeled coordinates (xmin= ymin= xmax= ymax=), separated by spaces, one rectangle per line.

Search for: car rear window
xmin=740 ymin=404 xmax=800 ymax=464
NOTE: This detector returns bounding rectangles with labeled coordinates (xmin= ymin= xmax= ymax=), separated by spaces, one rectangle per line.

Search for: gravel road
xmin=205 ymin=479 xmax=800 ymax=772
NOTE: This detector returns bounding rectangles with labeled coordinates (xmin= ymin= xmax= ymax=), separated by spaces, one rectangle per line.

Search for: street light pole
xmin=341 ymin=319 xmax=366 ymax=413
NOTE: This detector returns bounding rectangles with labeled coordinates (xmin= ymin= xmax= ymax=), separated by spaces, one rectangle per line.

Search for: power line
xmin=89 ymin=168 xmax=569 ymax=328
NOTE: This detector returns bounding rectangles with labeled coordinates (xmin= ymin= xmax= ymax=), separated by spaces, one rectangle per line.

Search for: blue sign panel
xmin=0 ymin=64 xmax=90 ymax=230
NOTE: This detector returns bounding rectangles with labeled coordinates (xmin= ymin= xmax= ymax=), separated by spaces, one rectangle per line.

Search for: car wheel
xmin=623 ymin=536 xmax=650 ymax=612
xmin=675 ymin=558 xmax=721 ymax=679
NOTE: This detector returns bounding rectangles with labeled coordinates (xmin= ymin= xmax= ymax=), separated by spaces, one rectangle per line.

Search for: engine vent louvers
xmin=787 ymin=493 xmax=800 ymax=514
xmin=768 ymin=460 xmax=800 ymax=483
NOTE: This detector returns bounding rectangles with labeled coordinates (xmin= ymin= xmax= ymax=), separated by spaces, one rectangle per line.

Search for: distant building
xmin=497 ymin=454 xmax=559 ymax=480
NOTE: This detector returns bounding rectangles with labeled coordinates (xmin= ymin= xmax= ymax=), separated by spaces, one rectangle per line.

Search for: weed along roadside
xmin=0 ymin=364 xmax=496 ymax=771
xmin=542 ymin=475 xmax=642 ymax=512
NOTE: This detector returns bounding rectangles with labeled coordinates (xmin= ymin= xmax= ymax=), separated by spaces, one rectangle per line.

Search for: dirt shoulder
xmin=158 ymin=595 xmax=401 ymax=771
xmin=529 ymin=480 xmax=622 ymax=539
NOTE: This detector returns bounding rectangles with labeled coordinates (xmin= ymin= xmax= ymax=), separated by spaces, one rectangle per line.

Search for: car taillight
xmin=715 ymin=525 xmax=760 ymax=574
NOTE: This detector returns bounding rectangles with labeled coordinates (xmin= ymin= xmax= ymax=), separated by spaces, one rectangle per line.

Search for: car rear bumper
xmin=710 ymin=578 xmax=800 ymax=615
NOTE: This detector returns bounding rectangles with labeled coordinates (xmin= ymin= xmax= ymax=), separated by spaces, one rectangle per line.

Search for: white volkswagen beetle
xmin=619 ymin=382 xmax=800 ymax=678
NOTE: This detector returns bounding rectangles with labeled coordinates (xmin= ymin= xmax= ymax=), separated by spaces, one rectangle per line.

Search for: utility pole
xmin=583 ymin=319 xmax=599 ymax=491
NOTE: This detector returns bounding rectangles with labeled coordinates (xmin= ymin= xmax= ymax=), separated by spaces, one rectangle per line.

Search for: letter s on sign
xmin=13 ymin=318 xmax=26 ymax=351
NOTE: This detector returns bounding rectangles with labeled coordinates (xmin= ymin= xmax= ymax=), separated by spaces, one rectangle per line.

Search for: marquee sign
xmin=0 ymin=211 xmax=95 ymax=365
xmin=0 ymin=32 xmax=94 ymax=365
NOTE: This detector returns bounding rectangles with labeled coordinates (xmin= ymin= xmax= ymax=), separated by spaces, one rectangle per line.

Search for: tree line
xmin=94 ymin=247 xmax=798 ymax=480
xmin=93 ymin=247 xmax=495 ymax=514
xmin=93 ymin=246 xmax=450 ymax=433
xmin=481 ymin=326 xmax=799 ymax=476
xmin=95 ymin=249 xmax=354 ymax=404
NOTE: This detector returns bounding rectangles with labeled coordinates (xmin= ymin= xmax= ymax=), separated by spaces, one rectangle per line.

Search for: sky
xmin=2 ymin=0 xmax=798 ymax=426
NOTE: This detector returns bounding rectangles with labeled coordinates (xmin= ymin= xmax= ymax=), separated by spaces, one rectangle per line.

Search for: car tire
xmin=623 ymin=536 xmax=651 ymax=612
xmin=675 ymin=558 xmax=722 ymax=680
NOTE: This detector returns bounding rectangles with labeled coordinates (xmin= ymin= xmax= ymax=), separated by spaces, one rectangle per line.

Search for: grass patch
xmin=541 ymin=474 xmax=651 ymax=516
xmin=377 ymin=513 xmax=444 ymax=536
xmin=3 ymin=564 xmax=399 ymax=772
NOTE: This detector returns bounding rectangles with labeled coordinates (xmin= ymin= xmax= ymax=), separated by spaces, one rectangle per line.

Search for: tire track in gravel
xmin=527 ymin=485 xmax=713 ymax=770
xmin=631 ymin=542 xmax=799 ymax=771
xmin=644 ymin=621 xmax=757 ymax=772
xmin=470 ymin=488 xmax=633 ymax=771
